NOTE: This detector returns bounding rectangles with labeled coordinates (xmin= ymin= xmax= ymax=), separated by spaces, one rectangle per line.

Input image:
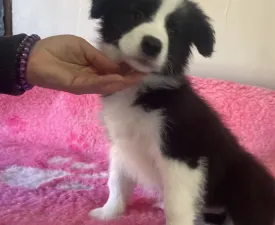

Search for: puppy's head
xmin=91 ymin=0 xmax=215 ymax=75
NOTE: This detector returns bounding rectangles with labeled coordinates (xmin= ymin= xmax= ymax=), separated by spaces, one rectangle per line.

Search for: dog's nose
xmin=141 ymin=35 xmax=162 ymax=57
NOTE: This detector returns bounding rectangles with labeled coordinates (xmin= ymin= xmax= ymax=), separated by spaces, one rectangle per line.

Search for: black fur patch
xmin=204 ymin=211 xmax=227 ymax=225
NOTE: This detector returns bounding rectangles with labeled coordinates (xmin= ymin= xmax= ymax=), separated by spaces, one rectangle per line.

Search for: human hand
xmin=26 ymin=35 xmax=143 ymax=95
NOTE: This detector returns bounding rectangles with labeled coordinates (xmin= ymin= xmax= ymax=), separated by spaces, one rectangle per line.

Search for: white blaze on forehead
xmin=154 ymin=0 xmax=183 ymax=22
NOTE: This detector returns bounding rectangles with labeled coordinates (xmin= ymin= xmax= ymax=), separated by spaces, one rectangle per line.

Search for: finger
xmin=80 ymin=72 xmax=142 ymax=88
xmin=120 ymin=73 xmax=144 ymax=85
xmin=99 ymin=82 xmax=133 ymax=95
xmin=118 ymin=62 xmax=135 ymax=75
xmin=67 ymin=70 xmax=144 ymax=95
xmin=99 ymin=73 xmax=144 ymax=95
xmin=80 ymin=41 xmax=120 ymax=74
xmin=67 ymin=73 xmax=126 ymax=94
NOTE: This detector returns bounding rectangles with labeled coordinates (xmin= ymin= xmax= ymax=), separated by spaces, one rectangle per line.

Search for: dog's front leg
xmin=160 ymin=158 xmax=205 ymax=225
xmin=90 ymin=146 xmax=134 ymax=220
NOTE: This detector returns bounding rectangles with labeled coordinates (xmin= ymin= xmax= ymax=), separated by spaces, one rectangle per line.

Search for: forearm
xmin=0 ymin=34 xmax=40 ymax=95
xmin=0 ymin=34 xmax=26 ymax=95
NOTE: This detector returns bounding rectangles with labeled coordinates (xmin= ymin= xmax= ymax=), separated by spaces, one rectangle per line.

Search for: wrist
xmin=15 ymin=34 xmax=41 ymax=94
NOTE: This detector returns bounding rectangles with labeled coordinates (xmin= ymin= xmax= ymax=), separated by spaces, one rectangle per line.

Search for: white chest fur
xmin=102 ymin=86 xmax=164 ymax=187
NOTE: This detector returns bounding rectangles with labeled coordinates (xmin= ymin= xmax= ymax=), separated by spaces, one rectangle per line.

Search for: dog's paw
xmin=89 ymin=206 xmax=124 ymax=220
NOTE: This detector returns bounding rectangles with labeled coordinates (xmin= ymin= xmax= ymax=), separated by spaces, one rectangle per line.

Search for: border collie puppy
xmin=89 ymin=0 xmax=275 ymax=225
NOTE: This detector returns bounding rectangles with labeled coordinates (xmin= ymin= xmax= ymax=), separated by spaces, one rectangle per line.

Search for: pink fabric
xmin=0 ymin=76 xmax=274 ymax=225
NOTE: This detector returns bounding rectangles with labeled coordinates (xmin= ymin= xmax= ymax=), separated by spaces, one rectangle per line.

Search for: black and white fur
xmin=89 ymin=0 xmax=275 ymax=225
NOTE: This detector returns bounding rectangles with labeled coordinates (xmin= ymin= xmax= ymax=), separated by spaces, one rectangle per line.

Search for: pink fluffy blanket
xmin=0 ymin=76 xmax=274 ymax=225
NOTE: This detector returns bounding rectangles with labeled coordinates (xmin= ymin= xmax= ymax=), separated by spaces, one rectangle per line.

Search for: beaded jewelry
xmin=16 ymin=34 xmax=41 ymax=94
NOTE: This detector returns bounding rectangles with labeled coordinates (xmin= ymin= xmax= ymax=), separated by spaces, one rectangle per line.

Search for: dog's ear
xmin=186 ymin=2 xmax=215 ymax=57
xmin=90 ymin=0 xmax=109 ymax=19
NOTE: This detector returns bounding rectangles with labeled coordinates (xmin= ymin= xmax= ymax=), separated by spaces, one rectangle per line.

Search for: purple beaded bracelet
xmin=16 ymin=34 xmax=41 ymax=94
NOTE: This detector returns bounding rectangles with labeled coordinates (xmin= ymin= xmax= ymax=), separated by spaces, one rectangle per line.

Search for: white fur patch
xmin=159 ymin=158 xmax=206 ymax=224
xmin=90 ymin=84 xmax=164 ymax=219
xmin=102 ymin=86 xmax=164 ymax=185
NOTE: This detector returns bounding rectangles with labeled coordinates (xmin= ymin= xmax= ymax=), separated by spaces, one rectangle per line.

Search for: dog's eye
xmin=133 ymin=11 xmax=144 ymax=22
xmin=167 ymin=19 xmax=180 ymax=37
xmin=168 ymin=28 xmax=179 ymax=36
